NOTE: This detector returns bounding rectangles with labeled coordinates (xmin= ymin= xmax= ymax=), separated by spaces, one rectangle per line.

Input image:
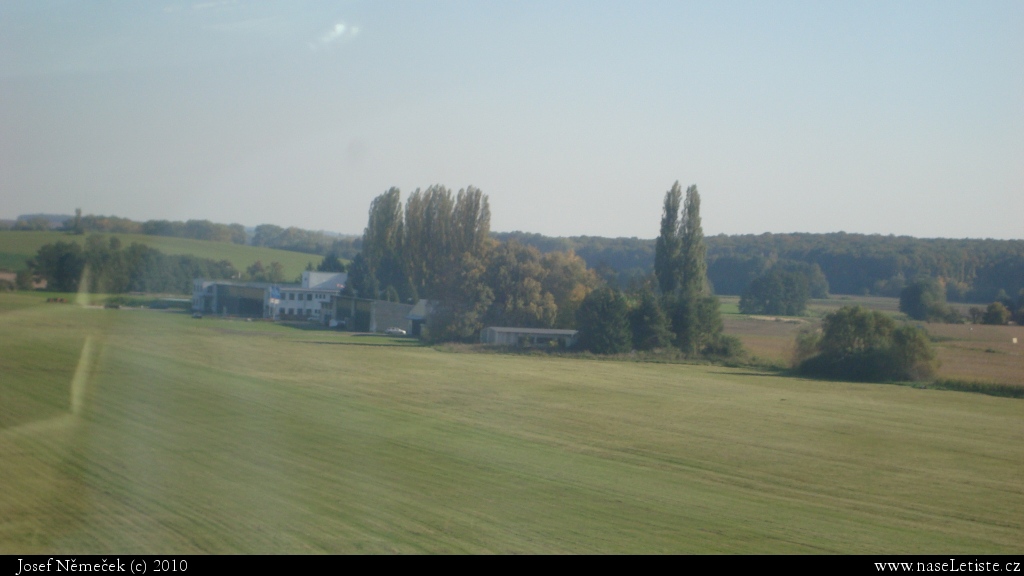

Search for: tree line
xmin=26 ymin=235 xmax=283 ymax=294
xmin=4 ymin=211 xmax=361 ymax=261
xmin=898 ymin=277 xmax=1024 ymax=326
xmin=29 ymin=236 xmax=236 ymax=293
xmin=17 ymin=211 xmax=1020 ymax=307
xmin=250 ymin=224 xmax=361 ymax=259
xmin=59 ymin=211 xmax=249 ymax=245
xmin=494 ymin=232 xmax=1024 ymax=305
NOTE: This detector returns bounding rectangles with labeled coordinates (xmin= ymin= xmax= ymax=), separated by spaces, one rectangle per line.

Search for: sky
xmin=1 ymin=0 xmax=1022 ymax=239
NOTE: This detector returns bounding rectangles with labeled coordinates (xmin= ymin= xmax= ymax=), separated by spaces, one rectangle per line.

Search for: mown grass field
xmin=719 ymin=296 xmax=1024 ymax=387
xmin=0 ymin=231 xmax=322 ymax=280
xmin=1 ymin=292 xmax=1021 ymax=553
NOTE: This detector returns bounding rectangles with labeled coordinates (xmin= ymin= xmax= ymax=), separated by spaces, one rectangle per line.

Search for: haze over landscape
xmin=3 ymin=3 xmax=1024 ymax=556
xmin=2 ymin=1 xmax=1022 ymax=239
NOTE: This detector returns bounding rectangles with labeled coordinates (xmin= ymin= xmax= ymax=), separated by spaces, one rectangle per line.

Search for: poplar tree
xmin=655 ymin=183 xmax=724 ymax=355
xmin=363 ymin=187 xmax=408 ymax=300
xmin=679 ymin=184 xmax=707 ymax=298
xmin=654 ymin=182 xmax=683 ymax=295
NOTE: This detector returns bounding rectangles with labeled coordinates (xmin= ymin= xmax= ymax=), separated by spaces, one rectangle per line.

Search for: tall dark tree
xmin=345 ymin=253 xmax=378 ymax=299
xmin=654 ymin=182 xmax=683 ymax=295
xmin=428 ymin=187 xmax=493 ymax=339
xmin=316 ymin=251 xmax=347 ymax=273
xmin=363 ymin=187 xmax=408 ymax=300
xmin=673 ymin=184 xmax=720 ymax=354
xmin=679 ymin=184 xmax=707 ymax=297
xmin=356 ymin=184 xmax=494 ymax=340
xmin=71 ymin=208 xmax=84 ymax=235
xmin=29 ymin=241 xmax=85 ymax=292
xmin=629 ymin=289 xmax=672 ymax=351
xmin=403 ymin=185 xmax=456 ymax=299
xmin=576 ymin=287 xmax=632 ymax=354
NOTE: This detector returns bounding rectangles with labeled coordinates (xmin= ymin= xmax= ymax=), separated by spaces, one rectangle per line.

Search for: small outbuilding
xmin=480 ymin=327 xmax=578 ymax=348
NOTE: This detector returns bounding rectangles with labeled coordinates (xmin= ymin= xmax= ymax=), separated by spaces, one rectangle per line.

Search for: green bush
xmin=982 ymin=302 xmax=1011 ymax=325
xmin=702 ymin=334 xmax=745 ymax=358
xmin=797 ymin=305 xmax=936 ymax=382
xmin=899 ymin=278 xmax=960 ymax=323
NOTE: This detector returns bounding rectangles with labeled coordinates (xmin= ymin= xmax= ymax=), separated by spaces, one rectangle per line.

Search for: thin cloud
xmin=309 ymin=21 xmax=359 ymax=51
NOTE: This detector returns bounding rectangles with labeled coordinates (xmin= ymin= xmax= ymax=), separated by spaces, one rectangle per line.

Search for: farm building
xmin=480 ymin=327 xmax=578 ymax=348
xmin=192 ymin=271 xmax=347 ymax=320
xmin=407 ymin=299 xmax=434 ymax=337
xmin=325 ymin=296 xmax=433 ymax=334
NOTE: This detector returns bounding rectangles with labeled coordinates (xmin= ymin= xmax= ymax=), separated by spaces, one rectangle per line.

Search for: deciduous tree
xmin=540 ymin=250 xmax=601 ymax=329
xmin=798 ymin=305 xmax=936 ymax=381
xmin=629 ymin=288 xmax=671 ymax=351
xmin=483 ymin=241 xmax=557 ymax=328
xmin=740 ymin=269 xmax=809 ymax=316
xmin=899 ymin=278 xmax=958 ymax=322
xmin=576 ymin=287 xmax=632 ymax=354
xmin=982 ymin=301 xmax=1011 ymax=325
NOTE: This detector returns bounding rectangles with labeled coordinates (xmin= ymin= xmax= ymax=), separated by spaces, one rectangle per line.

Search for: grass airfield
xmin=1 ymin=293 xmax=1021 ymax=553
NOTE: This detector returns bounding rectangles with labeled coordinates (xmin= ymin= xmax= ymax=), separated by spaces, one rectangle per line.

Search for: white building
xmin=480 ymin=327 xmax=578 ymax=348
xmin=192 ymin=271 xmax=347 ymax=320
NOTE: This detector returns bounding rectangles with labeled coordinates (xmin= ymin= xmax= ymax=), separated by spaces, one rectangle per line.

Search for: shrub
xmin=982 ymin=302 xmax=1011 ymax=325
xmin=899 ymin=278 xmax=960 ymax=323
xmin=797 ymin=305 xmax=936 ymax=382
xmin=791 ymin=329 xmax=821 ymax=368
xmin=702 ymin=334 xmax=745 ymax=358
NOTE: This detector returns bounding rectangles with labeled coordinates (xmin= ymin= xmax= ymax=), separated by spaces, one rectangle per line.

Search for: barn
xmin=480 ymin=327 xmax=578 ymax=348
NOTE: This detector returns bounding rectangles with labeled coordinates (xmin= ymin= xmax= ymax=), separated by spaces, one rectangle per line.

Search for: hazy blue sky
xmin=2 ymin=1 xmax=1021 ymax=239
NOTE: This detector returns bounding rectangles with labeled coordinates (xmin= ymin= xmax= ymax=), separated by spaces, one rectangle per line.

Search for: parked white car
xmin=384 ymin=327 xmax=407 ymax=336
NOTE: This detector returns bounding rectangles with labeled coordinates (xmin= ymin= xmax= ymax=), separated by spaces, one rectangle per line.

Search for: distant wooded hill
xmin=3 ymin=214 xmax=362 ymax=260
xmin=0 ymin=231 xmax=322 ymax=281
xmin=7 ymin=213 xmax=1020 ymax=303
xmin=492 ymin=231 xmax=1024 ymax=303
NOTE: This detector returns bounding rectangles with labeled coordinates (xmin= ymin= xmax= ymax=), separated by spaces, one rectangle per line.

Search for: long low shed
xmin=480 ymin=327 xmax=578 ymax=348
